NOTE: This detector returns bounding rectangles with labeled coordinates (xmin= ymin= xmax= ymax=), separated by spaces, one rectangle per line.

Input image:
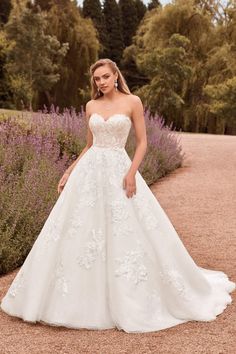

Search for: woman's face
xmin=93 ymin=64 xmax=118 ymax=95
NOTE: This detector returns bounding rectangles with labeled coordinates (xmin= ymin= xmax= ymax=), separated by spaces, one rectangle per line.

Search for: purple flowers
xmin=126 ymin=109 xmax=184 ymax=185
xmin=0 ymin=105 xmax=183 ymax=274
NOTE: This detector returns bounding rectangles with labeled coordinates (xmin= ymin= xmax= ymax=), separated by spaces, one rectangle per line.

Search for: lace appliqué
xmin=66 ymin=210 xmax=85 ymax=240
xmin=42 ymin=219 xmax=62 ymax=244
xmin=78 ymin=179 xmax=102 ymax=208
xmin=115 ymin=240 xmax=148 ymax=285
xmin=110 ymin=199 xmax=129 ymax=222
xmin=109 ymin=198 xmax=134 ymax=237
xmin=159 ymin=266 xmax=191 ymax=301
xmin=50 ymin=259 xmax=69 ymax=297
xmin=73 ymin=154 xmax=103 ymax=208
xmin=35 ymin=214 xmax=84 ymax=261
xmin=76 ymin=228 xmax=106 ymax=269
xmin=89 ymin=114 xmax=132 ymax=149
xmin=34 ymin=219 xmax=63 ymax=260
xmin=8 ymin=271 xmax=25 ymax=298
xmin=108 ymin=173 xmax=121 ymax=188
xmin=132 ymin=193 xmax=159 ymax=230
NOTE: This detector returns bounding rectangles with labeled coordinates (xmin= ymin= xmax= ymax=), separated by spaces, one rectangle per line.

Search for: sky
xmin=76 ymin=0 xmax=171 ymax=7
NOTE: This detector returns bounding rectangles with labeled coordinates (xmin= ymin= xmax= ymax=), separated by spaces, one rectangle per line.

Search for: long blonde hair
xmin=89 ymin=58 xmax=131 ymax=99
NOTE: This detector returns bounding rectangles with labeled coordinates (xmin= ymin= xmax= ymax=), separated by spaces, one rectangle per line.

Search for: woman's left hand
xmin=123 ymin=172 xmax=136 ymax=198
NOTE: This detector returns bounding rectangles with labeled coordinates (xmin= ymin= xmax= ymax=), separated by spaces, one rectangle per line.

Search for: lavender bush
xmin=127 ymin=109 xmax=184 ymax=185
xmin=0 ymin=118 xmax=68 ymax=274
xmin=0 ymin=106 xmax=184 ymax=274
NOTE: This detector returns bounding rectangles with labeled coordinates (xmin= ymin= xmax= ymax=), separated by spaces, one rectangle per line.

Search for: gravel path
xmin=1 ymin=132 xmax=235 ymax=354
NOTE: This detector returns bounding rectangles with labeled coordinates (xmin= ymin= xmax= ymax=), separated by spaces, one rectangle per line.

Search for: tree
xmin=119 ymin=0 xmax=138 ymax=47
xmin=39 ymin=0 xmax=99 ymax=110
xmin=135 ymin=34 xmax=192 ymax=126
xmin=148 ymin=0 xmax=161 ymax=11
xmin=0 ymin=30 xmax=13 ymax=108
xmin=33 ymin=0 xmax=54 ymax=11
xmin=135 ymin=0 xmax=147 ymax=22
xmin=204 ymin=76 xmax=236 ymax=134
xmin=103 ymin=0 xmax=124 ymax=64
xmin=128 ymin=0 xmax=221 ymax=133
xmin=82 ymin=0 xmax=108 ymax=58
xmin=194 ymin=0 xmax=235 ymax=24
xmin=0 ymin=0 xmax=12 ymax=26
xmin=4 ymin=3 xmax=69 ymax=110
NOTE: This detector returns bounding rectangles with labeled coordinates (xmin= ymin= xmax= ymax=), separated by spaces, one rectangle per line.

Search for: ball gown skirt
xmin=1 ymin=113 xmax=235 ymax=333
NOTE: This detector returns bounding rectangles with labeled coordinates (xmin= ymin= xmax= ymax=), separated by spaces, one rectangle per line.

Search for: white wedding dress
xmin=1 ymin=113 xmax=235 ymax=333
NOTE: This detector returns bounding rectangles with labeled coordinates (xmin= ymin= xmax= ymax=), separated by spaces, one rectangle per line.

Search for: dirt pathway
xmin=1 ymin=132 xmax=236 ymax=354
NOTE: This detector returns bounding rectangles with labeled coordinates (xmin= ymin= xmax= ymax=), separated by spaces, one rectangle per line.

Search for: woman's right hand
xmin=57 ymin=173 xmax=70 ymax=194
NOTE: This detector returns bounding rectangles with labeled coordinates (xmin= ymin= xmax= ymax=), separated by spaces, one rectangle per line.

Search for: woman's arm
xmin=127 ymin=95 xmax=147 ymax=176
xmin=123 ymin=95 xmax=147 ymax=198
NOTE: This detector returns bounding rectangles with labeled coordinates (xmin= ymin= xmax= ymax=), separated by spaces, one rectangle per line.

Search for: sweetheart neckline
xmin=89 ymin=113 xmax=132 ymax=123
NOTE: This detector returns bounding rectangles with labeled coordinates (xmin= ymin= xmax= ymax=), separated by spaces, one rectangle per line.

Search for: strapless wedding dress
xmin=1 ymin=113 xmax=235 ymax=333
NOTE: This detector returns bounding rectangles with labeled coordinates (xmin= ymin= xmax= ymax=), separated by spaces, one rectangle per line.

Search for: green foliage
xmin=135 ymin=34 xmax=192 ymax=124
xmin=0 ymin=0 xmax=99 ymax=111
xmin=0 ymin=155 xmax=63 ymax=274
xmin=82 ymin=0 xmax=108 ymax=58
xmin=36 ymin=0 xmax=99 ymax=110
xmin=117 ymin=0 xmax=148 ymax=91
xmin=103 ymin=0 xmax=124 ymax=64
xmin=0 ymin=0 xmax=12 ymax=26
xmin=135 ymin=0 xmax=147 ymax=22
xmin=126 ymin=0 xmax=236 ymax=134
xmin=0 ymin=118 xmax=67 ymax=274
xmin=0 ymin=30 xmax=13 ymax=108
xmin=204 ymin=76 xmax=236 ymax=121
xmin=119 ymin=0 xmax=139 ymax=47
xmin=148 ymin=0 xmax=161 ymax=11
xmin=4 ymin=4 xmax=69 ymax=110
xmin=34 ymin=0 xmax=54 ymax=11
xmin=0 ymin=0 xmax=236 ymax=134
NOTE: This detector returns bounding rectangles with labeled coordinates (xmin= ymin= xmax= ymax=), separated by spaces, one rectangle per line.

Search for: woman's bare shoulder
xmin=85 ymin=99 xmax=96 ymax=109
xmin=127 ymin=93 xmax=142 ymax=103
xmin=122 ymin=93 xmax=142 ymax=107
xmin=85 ymin=99 xmax=98 ymax=116
xmin=125 ymin=94 xmax=143 ymax=112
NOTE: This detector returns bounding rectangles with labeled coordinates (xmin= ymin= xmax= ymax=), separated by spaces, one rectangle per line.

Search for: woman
xmin=1 ymin=58 xmax=235 ymax=333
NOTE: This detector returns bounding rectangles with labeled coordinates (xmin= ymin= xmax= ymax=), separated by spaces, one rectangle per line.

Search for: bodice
xmin=89 ymin=113 xmax=132 ymax=149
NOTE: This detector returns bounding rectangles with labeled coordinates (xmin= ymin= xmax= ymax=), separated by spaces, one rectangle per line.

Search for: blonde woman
xmin=1 ymin=58 xmax=235 ymax=333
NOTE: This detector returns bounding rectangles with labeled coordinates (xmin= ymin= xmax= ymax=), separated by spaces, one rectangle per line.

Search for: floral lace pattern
xmin=108 ymin=198 xmax=134 ymax=237
xmin=2 ymin=114 xmax=234 ymax=333
xmin=159 ymin=265 xmax=191 ymax=301
xmin=76 ymin=228 xmax=106 ymax=269
xmin=34 ymin=219 xmax=64 ymax=260
xmin=115 ymin=240 xmax=148 ymax=285
xmin=43 ymin=219 xmax=62 ymax=243
xmin=50 ymin=259 xmax=69 ymax=297
xmin=112 ymin=223 xmax=134 ymax=238
xmin=8 ymin=271 xmax=25 ymax=298
xmin=132 ymin=193 xmax=159 ymax=231
xmin=109 ymin=199 xmax=129 ymax=223
xmin=66 ymin=217 xmax=84 ymax=240
xmin=77 ymin=179 xmax=103 ymax=208
xmin=89 ymin=114 xmax=132 ymax=149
